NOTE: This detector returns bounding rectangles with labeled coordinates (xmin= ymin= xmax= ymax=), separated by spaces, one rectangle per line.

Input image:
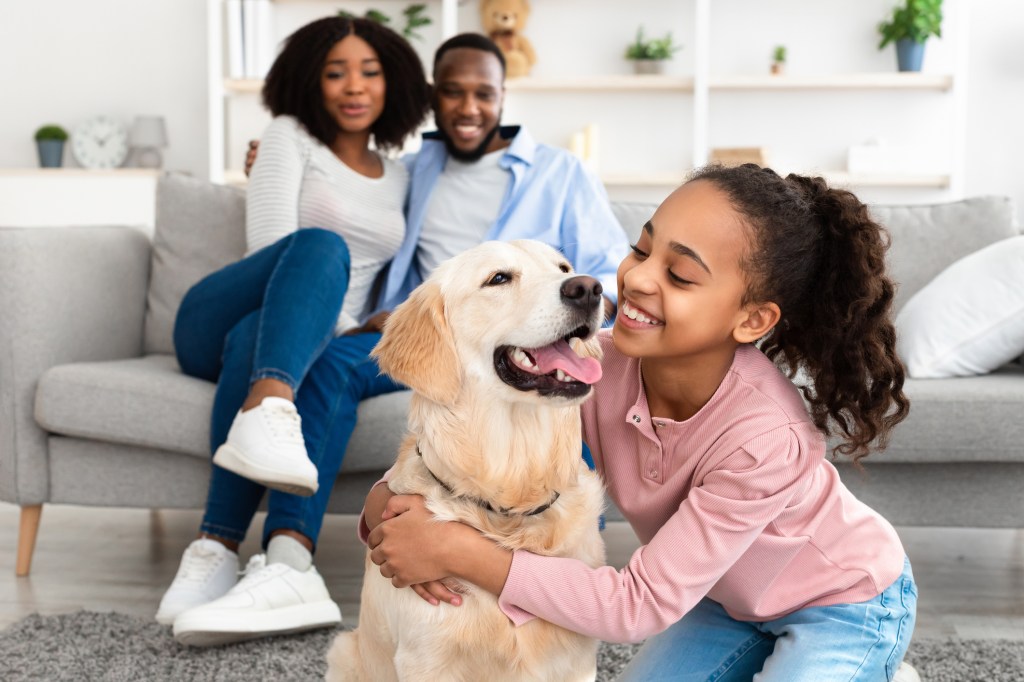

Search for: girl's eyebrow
xmin=644 ymin=220 xmax=711 ymax=275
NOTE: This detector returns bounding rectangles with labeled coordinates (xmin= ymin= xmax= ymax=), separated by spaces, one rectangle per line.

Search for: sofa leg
xmin=16 ymin=504 xmax=42 ymax=577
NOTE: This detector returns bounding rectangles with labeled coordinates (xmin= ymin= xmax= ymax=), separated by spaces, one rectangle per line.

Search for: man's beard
xmin=438 ymin=117 xmax=502 ymax=162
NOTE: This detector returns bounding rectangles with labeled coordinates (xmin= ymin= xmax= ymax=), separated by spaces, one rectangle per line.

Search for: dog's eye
xmin=558 ymin=263 xmax=571 ymax=273
xmin=485 ymin=271 xmax=513 ymax=286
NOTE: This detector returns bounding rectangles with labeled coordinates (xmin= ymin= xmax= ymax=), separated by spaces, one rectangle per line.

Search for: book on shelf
xmin=225 ymin=0 xmax=275 ymax=80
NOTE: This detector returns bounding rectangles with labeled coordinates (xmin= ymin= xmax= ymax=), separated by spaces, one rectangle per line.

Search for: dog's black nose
xmin=560 ymin=275 xmax=603 ymax=312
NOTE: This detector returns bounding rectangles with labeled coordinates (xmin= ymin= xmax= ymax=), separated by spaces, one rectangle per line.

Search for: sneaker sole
xmin=173 ymin=600 xmax=342 ymax=647
xmin=213 ymin=443 xmax=319 ymax=497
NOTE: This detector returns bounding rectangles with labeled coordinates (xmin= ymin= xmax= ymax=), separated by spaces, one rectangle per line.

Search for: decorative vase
xmin=633 ymin=59 xmax=666 ymax=75
xmin=36 ymin=140 xmax=65 ymax=168
xmin=895 ymin=38 xmax=925 ymax=72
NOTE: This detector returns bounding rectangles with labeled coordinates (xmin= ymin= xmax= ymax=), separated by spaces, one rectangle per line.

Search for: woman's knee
xmin=292 ymin=228 xmax=350 ymax=269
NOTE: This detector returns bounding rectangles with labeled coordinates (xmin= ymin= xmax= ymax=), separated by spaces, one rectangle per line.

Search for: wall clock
xmin=71 ymin=116 xmax=130 ymax=169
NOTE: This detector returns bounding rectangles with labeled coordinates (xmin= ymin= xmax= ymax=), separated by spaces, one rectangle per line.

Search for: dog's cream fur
xmin=325 ymin=240 xmax=606 ymax=682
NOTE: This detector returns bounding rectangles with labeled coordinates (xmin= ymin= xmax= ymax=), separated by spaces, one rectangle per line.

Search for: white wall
xmin=0 ymin=0 xmax=1020 ymax=223
xmin=0 ymin=0 xmax=208 ymax=179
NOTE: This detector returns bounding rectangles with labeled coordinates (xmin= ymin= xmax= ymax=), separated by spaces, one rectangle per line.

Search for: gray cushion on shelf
xmin=869 ymin=195 xmax=1017 ymax=313
xmin=144 ymin=173 xmax=247 ymax=355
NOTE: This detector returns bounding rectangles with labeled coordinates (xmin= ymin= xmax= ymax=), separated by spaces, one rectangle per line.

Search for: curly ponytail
xmin=690 ymin=164 xmax=910 ymax=464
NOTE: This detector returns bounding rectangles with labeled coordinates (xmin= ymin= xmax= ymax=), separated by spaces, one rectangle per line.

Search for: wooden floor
xmin=2 ymin=502 xmax=1023 ymax=640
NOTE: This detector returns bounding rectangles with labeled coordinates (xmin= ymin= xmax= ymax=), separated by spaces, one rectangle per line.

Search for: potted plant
xmin=34 ymin=124 xmax=68 ymax=168
xmin=877 ymin=0 xmax=943 ymax=72
xmin=338 ymin=3 xmax=432 ymax=41
xmin=771 ymin=45 xmax=787 ymax=75
xmin=625 ymin=26 xmax=682 ymax=75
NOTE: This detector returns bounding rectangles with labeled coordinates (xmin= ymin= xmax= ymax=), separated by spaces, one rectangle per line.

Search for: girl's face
xmin=321 ymin=35 xmax=386 ymax=136
xmin=614 ymin=180 xmax=758 ymax=363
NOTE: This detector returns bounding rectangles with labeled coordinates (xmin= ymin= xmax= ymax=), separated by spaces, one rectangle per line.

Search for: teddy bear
xmin=480 ymin=0 xmax=536 ymax=79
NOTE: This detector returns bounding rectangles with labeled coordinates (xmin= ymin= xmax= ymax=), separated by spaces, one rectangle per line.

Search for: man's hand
xmin=343 ymin=311 xmax=391 ymax=336
xmin=244 ymin=139 xmax=260 ymax=177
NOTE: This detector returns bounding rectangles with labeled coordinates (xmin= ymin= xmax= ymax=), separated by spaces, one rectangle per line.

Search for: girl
xmin=365 ymin=164 xmax=917 ymax=680
xmin=157 ymin=17 xmax=430 ymax=641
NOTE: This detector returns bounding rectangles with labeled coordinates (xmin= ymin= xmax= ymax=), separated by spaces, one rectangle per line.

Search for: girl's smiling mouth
xmin=620 ymin=300 xmax=664 ymax=326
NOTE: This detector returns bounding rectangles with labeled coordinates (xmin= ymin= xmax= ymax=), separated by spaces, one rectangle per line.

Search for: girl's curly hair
xmin=691 ymin=164 xmax=910 ymax=464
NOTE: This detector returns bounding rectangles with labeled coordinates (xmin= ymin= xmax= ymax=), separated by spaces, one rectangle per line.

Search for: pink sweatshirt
xmin=496 ymin=331 xmax=906 ymax=643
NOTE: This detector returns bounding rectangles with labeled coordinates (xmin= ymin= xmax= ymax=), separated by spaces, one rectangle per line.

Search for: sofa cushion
xmin=36 ymin=355 xmax=215 ymax=457
xmin=35 ymin=354 xmax=411 ymax=473
xmin=144 ymin=173 xmax=247 ymax=355
xmin=869 ymin=196 xmax=1018 ymax=313
xmin=828 ymin=363 xmax=1024 ymax=464
xmin=610 ymin=201 xmax=657 ymax=246
xmin=896 ymin=236 xmax=1024 ymax=378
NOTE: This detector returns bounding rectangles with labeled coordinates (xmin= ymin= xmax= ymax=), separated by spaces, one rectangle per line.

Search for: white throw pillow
xmin=896 ymin=235 xmax=1024 ymax=378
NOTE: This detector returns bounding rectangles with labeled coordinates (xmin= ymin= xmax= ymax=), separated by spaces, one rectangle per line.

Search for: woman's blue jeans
xmin=173 ymin=228 xmax=354 ymax=549
xmin=618 ymin=557 xmax=918 ymax=681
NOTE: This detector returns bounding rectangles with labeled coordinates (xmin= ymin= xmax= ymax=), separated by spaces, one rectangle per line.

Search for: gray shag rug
xmin=1 ymin=611 xmax=1022 ymax=681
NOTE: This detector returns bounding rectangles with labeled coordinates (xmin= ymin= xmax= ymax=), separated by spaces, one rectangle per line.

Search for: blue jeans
xmin=173 ymin=229 xmax=353 ymax=548
xmin=618 ymin=557 xmax=917 ymax=682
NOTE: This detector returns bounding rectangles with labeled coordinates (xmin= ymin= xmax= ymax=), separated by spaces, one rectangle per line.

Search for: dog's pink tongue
xmin=527 ymin=339 xmax=603 ymax=385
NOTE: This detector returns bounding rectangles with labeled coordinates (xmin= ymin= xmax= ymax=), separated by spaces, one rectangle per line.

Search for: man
xmin=164 ymin=32 xmax=628 ymax=644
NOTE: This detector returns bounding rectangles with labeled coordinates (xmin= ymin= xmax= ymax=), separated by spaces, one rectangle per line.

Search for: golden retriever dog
xmin=325 ymin=240 xmax=607 ymax=682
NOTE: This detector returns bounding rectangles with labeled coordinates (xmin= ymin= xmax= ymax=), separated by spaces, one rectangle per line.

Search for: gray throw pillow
xmin=143 ymin=173 xmax=247 ymax=355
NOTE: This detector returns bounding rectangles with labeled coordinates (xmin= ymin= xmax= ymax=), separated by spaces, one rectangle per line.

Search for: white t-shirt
xmin=246 ymin=116 xmax=408 ymax=333
xmin=416 ymin=147 xmax=510 ymax=278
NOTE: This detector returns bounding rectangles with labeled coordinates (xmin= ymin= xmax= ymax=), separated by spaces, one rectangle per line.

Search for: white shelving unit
xmin=206 ymin=0 xmax=968 ymax=198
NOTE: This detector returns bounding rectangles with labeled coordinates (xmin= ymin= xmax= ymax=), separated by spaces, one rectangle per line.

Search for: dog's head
xmin=372 ymin=240 xmax=604 ymax=407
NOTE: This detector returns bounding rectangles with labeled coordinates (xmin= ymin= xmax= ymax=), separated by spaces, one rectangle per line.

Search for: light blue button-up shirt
xmin=374 ymin=125 xmax=629 ymax=314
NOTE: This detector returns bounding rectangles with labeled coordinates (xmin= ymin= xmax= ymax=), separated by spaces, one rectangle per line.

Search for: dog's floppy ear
xmin=371 ymin=281 xmax=462 ymax=405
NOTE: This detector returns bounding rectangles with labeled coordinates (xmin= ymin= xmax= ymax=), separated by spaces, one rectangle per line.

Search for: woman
xmin=156 ymin=16 xmax=430 ymax=646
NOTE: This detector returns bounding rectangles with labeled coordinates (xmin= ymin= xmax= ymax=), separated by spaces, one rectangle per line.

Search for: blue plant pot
xmin=36 ymin=140 xmax=65 ymax=168
xmin=896 ymin=38 xmax=925 ymax=72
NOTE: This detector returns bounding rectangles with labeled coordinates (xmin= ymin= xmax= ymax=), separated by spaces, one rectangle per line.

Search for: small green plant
xmin=878 ymin=0 xmax=943 ymax=49
xmin=625 ymin=27 xmax=682 ymax=61
xmin=34 ymin=125 xmax=68 ymax=142
xmin=773 ymin=45 xmax=787 ymax=64
xmin=338 ymin=3 xmax=432 ymax=41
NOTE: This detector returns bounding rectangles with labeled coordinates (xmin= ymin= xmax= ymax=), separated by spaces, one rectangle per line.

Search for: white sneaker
xmin=894 ymin=662 xmax=921 ymax=682
xmin=155 ymin=539 xmax=239 ymax=625
xmin=172 ymin=554 xmax=342 ymax=647
xmin=212 ymin=396 xmax=319 ymax=497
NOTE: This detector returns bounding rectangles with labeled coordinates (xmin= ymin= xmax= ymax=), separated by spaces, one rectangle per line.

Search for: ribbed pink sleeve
xmin=497 ymin=430 xmax=810 ymax=643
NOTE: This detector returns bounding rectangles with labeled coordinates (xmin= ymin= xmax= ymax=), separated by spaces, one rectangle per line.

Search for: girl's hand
xmin=368 ymin=494 xmax=456 ymax=587
xmin=411 ymin=580 xmax=463 ymax=607
xmin=368 ymin=493 xmax=515 ymax=598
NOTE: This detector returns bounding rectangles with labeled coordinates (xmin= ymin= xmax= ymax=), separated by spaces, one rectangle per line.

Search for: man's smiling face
xmin=432 ymin=47 xmax=506 ymax=161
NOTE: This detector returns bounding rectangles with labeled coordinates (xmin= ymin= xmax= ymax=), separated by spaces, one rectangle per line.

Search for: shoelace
xmin=263 ymin=403 xmax=304 ymax=446
xmin=177 ymin=546 xmax=224 ymax=584
xmin=233 ymin=553 xmax=275 ymax=589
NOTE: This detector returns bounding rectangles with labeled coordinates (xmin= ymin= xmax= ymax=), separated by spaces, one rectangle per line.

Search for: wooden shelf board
xmin=227 ymin=73 xmax=950 ymax=95
xmin=0 ymin=168 xmax=161 ymax=177
xmin=822 ymin=170 xmax=951 ymax=188
xmin=506 ymin=75 xmax=694 ymax=92
xmin=711 ymin=73 xmax=953 ymax=91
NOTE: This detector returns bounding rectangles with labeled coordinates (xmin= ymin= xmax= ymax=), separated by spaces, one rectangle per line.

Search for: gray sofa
xmin=2 ymin=173 xmax=1022 ymax=577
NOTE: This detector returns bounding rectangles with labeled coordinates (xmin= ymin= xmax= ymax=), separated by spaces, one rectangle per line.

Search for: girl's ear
xmin=733 ymin=301 xmax=781 ymax=344
xmin=370 ymin=282 xmax=462 ymax=405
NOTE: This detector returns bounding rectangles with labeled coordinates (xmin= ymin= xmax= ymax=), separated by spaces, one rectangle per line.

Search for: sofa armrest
xmin=0 ymin=226 xmax=151 ymax=504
